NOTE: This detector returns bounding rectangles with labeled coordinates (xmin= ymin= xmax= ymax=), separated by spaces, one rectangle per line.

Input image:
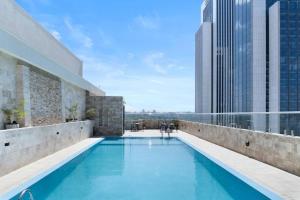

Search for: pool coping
xmin=1 ymin=131 xmax=300 ymax=200
xmin=0 ymin=138 xmax=104 ymax=200
xmin=176 ymin=136 xmax=282 ymax=200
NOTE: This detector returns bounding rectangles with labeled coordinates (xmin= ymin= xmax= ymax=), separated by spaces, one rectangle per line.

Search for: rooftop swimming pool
xmin=12 ymin=138 xmax=271 ymax=200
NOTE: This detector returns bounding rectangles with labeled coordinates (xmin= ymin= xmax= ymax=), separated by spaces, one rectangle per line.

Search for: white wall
xmin=0 ymin=0 xmax=82 ymax=76
xmin=0 ymin=53 xmax=17 ymax=129
xmin=0 ymin=0 xmax=105 ymax=96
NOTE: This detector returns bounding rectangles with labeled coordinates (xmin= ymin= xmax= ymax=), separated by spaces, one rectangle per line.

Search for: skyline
xmin=195 ymin=0 xmax=300 ymax=113
xmin=15 ymin=0 xmax=202 ymax=112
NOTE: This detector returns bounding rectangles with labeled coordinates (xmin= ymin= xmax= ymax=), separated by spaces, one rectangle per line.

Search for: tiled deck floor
xmin=0 ymin=130 xmax=299 ymax=200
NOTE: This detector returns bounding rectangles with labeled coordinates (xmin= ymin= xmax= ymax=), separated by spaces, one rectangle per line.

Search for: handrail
xmin=18 ymin=189 xmax=34 ymax=200
xmin=126 ymin=111 xmax=300 ymax=115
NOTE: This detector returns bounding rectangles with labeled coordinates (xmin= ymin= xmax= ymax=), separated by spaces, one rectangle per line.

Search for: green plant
xmin=86 ymin=108 xmax=96 ymax=120
xmin=1 ymin=108 xmax=14 ymax=124
xmin=14 ymin=100 xmax=25 ymax=123
xmin=66 ymin=103 xmax=78 ymax=121
xmin=1 ymin=100 xmax=26 ymax=127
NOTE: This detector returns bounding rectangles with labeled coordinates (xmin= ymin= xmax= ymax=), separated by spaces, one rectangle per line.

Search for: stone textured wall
xmin=179 ymin=120 xmax=300 ymax=176
xmin=0 ymin=53 xmax=17 ymax=129
xmin=30 ymin=67 xmax=63 ymax=126
xmin=87 ymin=96 xmax=124 ymax=136
xmin=61 ymin=81 xmax=86 ymax=121
xmin=0 ymin=120 xmax=94 ymax=177
xmin=0 ymin=53 xmax=88 ymax=128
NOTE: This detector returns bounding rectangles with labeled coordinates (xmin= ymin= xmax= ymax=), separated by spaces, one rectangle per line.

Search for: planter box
xmin=5 ymin=124 xmax=20 ymax=129
xmin=66 ymin=119 xmax=78 ymax=122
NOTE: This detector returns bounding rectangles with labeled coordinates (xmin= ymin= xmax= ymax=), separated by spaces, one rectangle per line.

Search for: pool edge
xmin=175 ymin=136 xmax=283 ymax=200
xmin=0 ymin=138 xmax=104 ymax=200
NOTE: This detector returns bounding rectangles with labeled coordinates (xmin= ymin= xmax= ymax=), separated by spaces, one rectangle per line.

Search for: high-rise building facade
xmin=269 ymin=0 xmax=300 ymax=112
xmin=195 ymin=0 xmax=300 ymax=113
xmin=196 ymin=0 xmax=266 ymax=113
xmin=195 ymin=22 xmax=212 ymax=113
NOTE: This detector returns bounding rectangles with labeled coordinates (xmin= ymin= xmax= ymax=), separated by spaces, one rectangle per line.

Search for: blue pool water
xmin=12 ymin=138 xmax=270 ymax=200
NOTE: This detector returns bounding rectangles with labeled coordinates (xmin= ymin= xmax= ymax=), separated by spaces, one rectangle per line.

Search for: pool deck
xmin=0 ymin=130 xmax=299 ymax=200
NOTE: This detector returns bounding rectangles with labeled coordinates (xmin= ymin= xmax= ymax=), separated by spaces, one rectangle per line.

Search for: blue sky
xmin=16 ymin=0 xmax=202 ymax=112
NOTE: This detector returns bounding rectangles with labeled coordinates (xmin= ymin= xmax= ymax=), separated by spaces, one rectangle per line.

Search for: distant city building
xmin=195 ymin=0 xmax=300 ymax=113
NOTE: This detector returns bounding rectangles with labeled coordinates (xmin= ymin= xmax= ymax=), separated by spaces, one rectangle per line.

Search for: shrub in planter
xmin=2 ymin=108 xmax=14 ymax=129
xmin=66 ymin=103 xmax=78 ymax=122
xmin=86 ymin=108 xmax=96 ymax=120
xmin=1 ymin=103 xmax=25 ymax=130
xmin=15 ymin=101 xmax=25 ymax=124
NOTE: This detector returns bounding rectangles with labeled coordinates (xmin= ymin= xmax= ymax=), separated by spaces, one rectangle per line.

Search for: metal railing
xmin=18 ymin=189 xmax=34 ymax=200
xmin=125 ymin=112 xmax=300 ymax=137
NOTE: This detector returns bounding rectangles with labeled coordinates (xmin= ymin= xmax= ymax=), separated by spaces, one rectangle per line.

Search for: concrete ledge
xmin=179 ymin=120 xmax=300 ymax=176
xmin=0 ymin=138 xmax=103 ymax=200
xmin=0 ymin=120 xmax=94 ymax=177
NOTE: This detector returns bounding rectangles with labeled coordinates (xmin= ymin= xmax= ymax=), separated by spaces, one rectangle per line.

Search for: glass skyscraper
xmin=196 ymin=0 xmax=300 ymax=113
xmin=269 ymin=0 xmax=300 ymax=112
xmin=196 ymin=0 xmax=266 ymax=113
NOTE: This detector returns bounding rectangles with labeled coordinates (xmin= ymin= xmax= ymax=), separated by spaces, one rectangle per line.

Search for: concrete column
xmin=195 ymin=22 xmax=212 ymax=113
xmin=269 ymin=2 xmax=281 ymax=112
xmin=268 ymin=2 xmax=281 ymax=134
xmin=252 ymin=0 xmax=267 ymax=112
xmin=16 ymin=64 xmax=31 ymax=127
xmin=86 ymin=96 xmax=124 ymax=136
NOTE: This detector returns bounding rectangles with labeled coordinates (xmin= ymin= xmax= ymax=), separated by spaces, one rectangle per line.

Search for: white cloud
xmin=78 ymin=52 xmax=194 ymax=112
xmin=134 ymin=14 xmax=160 ymax=30
xmin=143 ymin=52 xmax=186 ymax=75
xmin=105 ymin=75 xmax=194 ymax=112
xmin=50 ymin=30 xmax=61 ymax=41
xmin=150 ymin=79 xmax=164 ymax=85
xmin=97 ymin=29 xmax=114 ymax=47
xmin=143 ymin=52 xmax=167 ymax=74
xmin=64 ymin=17 xmax=94 ymax=48
xmin=127 ymin=53 xmax=135 ymax=60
